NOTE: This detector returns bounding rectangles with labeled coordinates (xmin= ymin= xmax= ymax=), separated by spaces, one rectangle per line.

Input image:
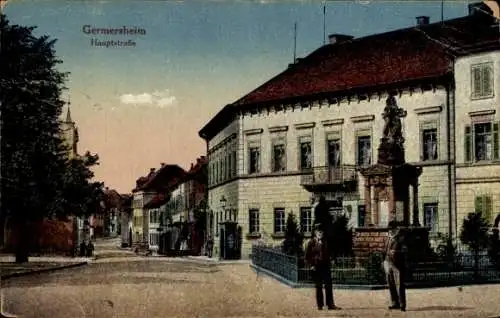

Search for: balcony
xmin=301 ymin=165 xmax=358 ymax=192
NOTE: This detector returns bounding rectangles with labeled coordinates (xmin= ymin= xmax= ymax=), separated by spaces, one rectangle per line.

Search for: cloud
xmin=119 ymin=89 xmax=177 ymax=108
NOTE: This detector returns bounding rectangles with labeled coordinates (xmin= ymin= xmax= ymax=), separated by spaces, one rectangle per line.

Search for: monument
xmin=353 ymin=94 xmax=432 ymax=264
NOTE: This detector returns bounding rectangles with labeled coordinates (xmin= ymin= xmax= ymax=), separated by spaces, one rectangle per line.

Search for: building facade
xmin=200 ymin=11 xmax=500 ymax=259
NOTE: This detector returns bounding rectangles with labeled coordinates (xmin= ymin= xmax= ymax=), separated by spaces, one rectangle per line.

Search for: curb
xmin=1 ymin=262 xmax=88 ymax=280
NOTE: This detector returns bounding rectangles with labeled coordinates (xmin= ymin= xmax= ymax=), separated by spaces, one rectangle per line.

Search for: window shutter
xmin=482 ymin=65 xmax=493 ymax=97
xmin=494 ymin=122 xmax=499 ymax=160
xmin=472 ymin=67 xmax=482 ymax=97
xmin=485 ymin=196 xmax=493 ymax=224
xmin=465 ymin=126 xmax=472 ymax=162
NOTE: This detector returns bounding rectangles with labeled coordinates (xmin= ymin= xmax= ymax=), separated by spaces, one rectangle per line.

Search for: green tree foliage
xmin=330 ymin=214 xmax=353 ymax=258
xmin=459 ymin=212 xmax=490 ymax=277
xmin=0 ymin=15 xmax=101 ymax=262
xmin=282 ymin=212 xmax=304 ymax=257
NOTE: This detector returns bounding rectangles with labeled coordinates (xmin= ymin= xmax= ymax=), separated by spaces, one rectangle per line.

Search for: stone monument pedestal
xmin=351 ymin=94 xmax=434 ymax=264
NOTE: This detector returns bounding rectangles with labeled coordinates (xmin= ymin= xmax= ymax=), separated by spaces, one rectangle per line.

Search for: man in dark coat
xmin=305 ymin=224 xmax=340 ymax=311
xmin=383 ymin=222 xmax=407 ymax=312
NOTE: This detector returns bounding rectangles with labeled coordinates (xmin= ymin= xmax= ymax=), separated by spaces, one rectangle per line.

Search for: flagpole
xmin=441 ymin=0 xmax=444 ymax=23
xmin=323 ymin=2 xmax=326 ymax=45
xmin=293 ymin=22 xmax=297 ymax=63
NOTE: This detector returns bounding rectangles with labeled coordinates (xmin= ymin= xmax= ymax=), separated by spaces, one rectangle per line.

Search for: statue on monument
xmin=378 ymin=95 xmax=407 ymax=165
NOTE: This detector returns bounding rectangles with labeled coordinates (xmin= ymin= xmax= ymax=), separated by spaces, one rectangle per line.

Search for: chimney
xmin=150 ymin=168 xmax=156 ymax=174
xmin=190 ymin=163 xmax=194 ymax=169
xmin=160 ymin=162 xmax=165 ymax=168
xmin=416 ymin=16 xmax=430 ymax=26
xmin=105 ymin=187 xmax=109 ymax=191
xmin=328 ymin=34 xmax=354 ymax=45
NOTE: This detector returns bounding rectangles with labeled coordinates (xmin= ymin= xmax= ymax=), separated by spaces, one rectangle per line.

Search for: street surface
xmin=1 ymin=238 xmax=500 ymax=318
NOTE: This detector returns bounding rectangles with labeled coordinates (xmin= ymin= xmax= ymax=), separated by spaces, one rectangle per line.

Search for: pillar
xmin=387 ymin=177 xmax=395 ymax=222
xmin=412 ymin=182 xmax=420 ymax=226
xmin=373 ymin=187 xmax=379 ymax=226
xmin=364 ymin=183 xmax=372 ymax=226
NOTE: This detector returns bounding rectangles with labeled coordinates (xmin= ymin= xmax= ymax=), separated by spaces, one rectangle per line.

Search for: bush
xmin=460 ymin=212 xmax=490 ymax=277
xmin=487 ymin=229 xmax=500 ymax=269
xmin=330 ymin=214 xmax=354 ymax=258
xmin=282 ymin=212 xmax=304 ymax=257
xmin=362 ymin=251 xmax=385 ymax=284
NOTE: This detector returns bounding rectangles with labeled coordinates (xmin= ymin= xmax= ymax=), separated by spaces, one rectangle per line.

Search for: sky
xmin=3 ymin=0 xmax=475 ymax=193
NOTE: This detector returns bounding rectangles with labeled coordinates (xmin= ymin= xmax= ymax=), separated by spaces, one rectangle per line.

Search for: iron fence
xmin=300 ymin=165 xmax=357 ymax=186
xmin=251 ymin=245 xmax=500 ymax=287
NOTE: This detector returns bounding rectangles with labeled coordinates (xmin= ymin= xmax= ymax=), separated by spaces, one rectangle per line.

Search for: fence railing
xmin=251 ymin=245 xmax=500 ymax=287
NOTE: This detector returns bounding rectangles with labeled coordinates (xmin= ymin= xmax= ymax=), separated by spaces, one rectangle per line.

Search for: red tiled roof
xmin=199 ymin=13 xmax=500 ymax=140
xmin=235 ymin=16 xmax=495 ymax=106
xmin=134 ymin=164 xmax=186 ymax=193
xmin=144 ymin=193 xmax=168 ymax=209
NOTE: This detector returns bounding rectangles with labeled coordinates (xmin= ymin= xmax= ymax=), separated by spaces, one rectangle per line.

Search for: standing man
xmin=206 ymin=235 xmax=214 ymax=258
xmin=305 ymin=224 xmax=340 ymax=311
xmin=383 ymin=222 xmax=407 ymax=312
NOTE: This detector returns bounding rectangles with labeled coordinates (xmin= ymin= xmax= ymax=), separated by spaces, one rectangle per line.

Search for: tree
xmin=330 ymin=214 xmax=353 ymax=258
xmin=282 ymin=212 xmax=304 ymax=257
xmin=0 ymin=15 xmax=100 ymax=262
xmin=459 ymin=212 xmax=490 ymax=278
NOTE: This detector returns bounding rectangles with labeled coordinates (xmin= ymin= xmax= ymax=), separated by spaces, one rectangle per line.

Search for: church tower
xmin=61 ymin=100 xmax=79 ymax=159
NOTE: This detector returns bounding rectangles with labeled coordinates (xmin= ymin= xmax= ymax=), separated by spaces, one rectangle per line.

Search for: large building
xmin=199 ymin=9 xmax=500 ymax=259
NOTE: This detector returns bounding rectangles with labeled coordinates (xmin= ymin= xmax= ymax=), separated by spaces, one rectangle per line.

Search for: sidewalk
xmin=0 ymin=260 xmax=88 ymax=280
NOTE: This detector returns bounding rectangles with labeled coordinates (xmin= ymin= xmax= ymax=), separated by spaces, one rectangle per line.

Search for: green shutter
xmin=475 ymin=196 xmax=483 ymax=215
xmin=493 ymin=122 xmax=499 ymax=160
xmin=485 ymin=196 xmax=493 ymax=224
xmin=465 ymin=126 xmax=472 ymax=162
xmin=482 ymin=65 xmax=493 ymax=96
xmin=473 ymin=67 xmax=482 ymax=97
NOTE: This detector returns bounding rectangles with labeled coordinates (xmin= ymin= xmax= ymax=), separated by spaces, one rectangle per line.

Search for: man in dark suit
xmin=305 ymin=224 xmax=340 ymax=311
xmin=383 ymin=222 xmax=407 ymax=312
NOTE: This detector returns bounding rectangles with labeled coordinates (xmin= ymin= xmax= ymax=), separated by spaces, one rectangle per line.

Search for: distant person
xmin=206 ymin=236 xmax=214 ymax=258
xmin=305 ymin=224 xmax=340 ymax=311
xmin=383 ymin=222 xmax=407 ymax=312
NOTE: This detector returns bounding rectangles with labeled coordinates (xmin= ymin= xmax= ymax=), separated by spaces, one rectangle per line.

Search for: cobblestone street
xmin=1 ymin=259 xmax=500 ymax=318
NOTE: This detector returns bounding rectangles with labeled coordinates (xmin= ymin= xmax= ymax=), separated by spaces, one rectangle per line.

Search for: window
xmin=149 ymin=210 xmax=160 ymax=224
xmin=422 ymin=128 xmax=438 ymax=161
xmin=222 ymin=153 xmax=229 ymax=181
xmin=248 ymin=146 xmax=260 ymax=174
xmin=327 ymin=138 xmax=341 ymax=167
xmin=465 ymin=122 xmax=499 ymax=162
xmin=300 ymin=207 xmax=312 ymax=234
xmin=358 ymin=205 xmax=366 ymax=227
xmin=475 ymin=195 xmax=493 ymax=224
xmin=272 ymin=142 xmax=286 ymax=172
xmin=299 ymin=137 xmax=312 ymax=170
xmin=232 ymin=150 xmax=237 ymax=176
xmin=248 ymin=209 xmax=260 ymax=234
xmin=356 ymin=135 xmax=371 ymax=166
xmin=216 ymin=212 xmax=219 ymax=236
xmin=149 ymin=233 xmax=159 ymax=246
xmin=423 ymin=203 xmax=439 ymax=233
xmin=273 ymin=208 xmax=286 ymax=234
xmin=471 ymin=63 xmax=494 ymax=99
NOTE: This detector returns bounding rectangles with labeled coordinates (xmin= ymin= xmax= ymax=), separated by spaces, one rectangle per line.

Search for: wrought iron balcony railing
xmin=300 ymin=165 xmax=358 ymax=186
